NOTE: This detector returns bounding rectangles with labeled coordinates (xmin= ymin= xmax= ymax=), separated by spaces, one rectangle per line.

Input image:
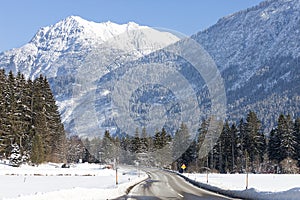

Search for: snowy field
xmin=0 ymin=161 xmax=147 ymax=200
xmin=183 ymin=173 xmax=300 ymax=200
xmin=2 ymin=161 xmax=300 ymax=200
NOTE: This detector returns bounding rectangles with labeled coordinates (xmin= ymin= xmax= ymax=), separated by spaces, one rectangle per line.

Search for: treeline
xmin=77 ymin=111 xmax=300 ymax=174
xmin=199 ymin=112 xmax=300 ymax=174
xmin=0 ymin=70 xmax=66 ymax=166
xmin=1 ymin=69 xmax=299 ymax=174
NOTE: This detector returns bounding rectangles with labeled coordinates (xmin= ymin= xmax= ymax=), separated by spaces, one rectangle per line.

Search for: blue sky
xmin=0 ymin=0 xmax=263 ymax=52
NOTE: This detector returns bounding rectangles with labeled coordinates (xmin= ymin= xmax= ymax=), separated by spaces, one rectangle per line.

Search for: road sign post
xmin=181 ymin=164 xmax=186 ymax=170
xmin=116 ymin=167 xmax=118 ymax=185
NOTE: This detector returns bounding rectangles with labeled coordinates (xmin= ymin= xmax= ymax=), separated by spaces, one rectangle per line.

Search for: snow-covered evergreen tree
xmin=0 ymin=70 xmax=67 ymax=164
xmin=140 ymin=127 xmax=149 ymax=153
xmin=9 ymin=143 xmax=22 ymax=167
xmin=268 ymin=128 xmax=282 ymax=163
xmin=294 ymin=118 xmax=300 ymax=166
xmin=101 ymin=130 xmax=114 ymax=163
xmin=31 ymin=134 xmax=45 ymax=165
xmin=278 ymin=114 xmax=297 ymax=161
xmin=245 ymin=111 xmax=266 ymax=171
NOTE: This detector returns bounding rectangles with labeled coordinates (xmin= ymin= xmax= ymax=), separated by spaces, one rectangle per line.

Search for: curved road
xmin=116 ymin=169 xmax=236 ymax=200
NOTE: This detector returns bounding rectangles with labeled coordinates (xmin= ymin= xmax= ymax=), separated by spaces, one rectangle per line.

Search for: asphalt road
xmin=116 ymin=169 xmax=236 ymax=200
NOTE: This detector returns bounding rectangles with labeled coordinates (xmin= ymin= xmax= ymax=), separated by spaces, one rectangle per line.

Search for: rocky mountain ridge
xmin=0 ymin=0 xmax=299 ymax=136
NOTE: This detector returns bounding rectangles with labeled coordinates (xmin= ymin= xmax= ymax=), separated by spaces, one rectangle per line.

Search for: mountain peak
xmin=62 ymin=16 xmax=141 ymax=29
xmin=29 ymin=16 xmax=147 ymax=52
xmin=64 ymin=15 xmax=84 ymax=21
xmin=61 ymin=15 xmax=91 ymax=27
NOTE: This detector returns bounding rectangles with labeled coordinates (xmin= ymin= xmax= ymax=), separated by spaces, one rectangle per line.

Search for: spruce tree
xmin=278 ymin=114 xmax=297 ymax=161
xmin=140 ymin=127 xmax=149 ymax=153
xmin=294 ymin=118 xmax=300 ymax=166
xmin=6 ymin=71 xmax=17 ymax=148
xmin=131 ymin=128 xmax=141 ymax=153
xmin=230 ymin=123 xmax=238 ymax=172
xmin=236 ymin=118 xmax=246 ymax=172
xmin=31 ymin=75 xmax=66 ymax=163
xmin=101 ymin=130 xmax=114 ymax=163
xmin=245 ymin=111 xmax=266 ymax=171
xmin=119 ymin=135 xmax=134 ymax=164
xmin=222 ymin=121 xmax=231 ymax=173
xmin=197 ymin=119 xmax=209 ymax=170
xmin=0 ymin=69 xmax=9 ymax=154
xmin=14 ymin=72 xmax=32 ymax=153
xmin=32 ymin=75 xmax=50 ymax=158
xmin=31 ymin=134 xmax=45 ymax=165
xmin=42 ymin=77 xmax=66 ymax=162
xmin=67 ymin=135 xmax=85 ymax=163
xmin=268 ymin=128 xmax=282 ymax=163
xmin=0 ymin=70 xmax=66 ymax=164
xmin=172 ymin=123 xmax=190 ymax=167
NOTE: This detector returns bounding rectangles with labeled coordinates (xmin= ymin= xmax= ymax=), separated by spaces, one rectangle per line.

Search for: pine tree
xmin=21 ymin=78 xmax=34 ymax=154
xmin=32 ymin=75 xmax=50 ymax=158
xmin=236 ymin=118 xmax=246 ymax=172
xmin=230 ymin=123 xmax=238 ymax=172
xmin=140 ymin=127 xmax=149 ymax=153
xmin=6 ymin=71 xmax=17 ymax=149
xmin=0 ymin=69 xmax=9 ymax=154
xmin=268 ymin=128 xmax=282 ymax=163
xmin=197 ymin=119 xmax=209 ymax=170
xmin=89 ymin=137 xmax=102 ymax=162
xmin=42 ymin=77 xmax=66 ymax=162
xmin=222 ymin=121 xmax=231 ymax=173
xmin=218 ymin=122 xmax=238 ymax=173
xmin=294 ymin=118 xmax=300 ymax=166
xmin=172 ymin=123 xmax=191 ymax=168
xmin=278 ymin=114 xmax=297 ymax=161
xmin=153 ymin=128 xmax=171 ymax=150
xmin=66 ymin=135 xmax=85 ymax=163
xmin=0 ymin=70 xmax=66 ymax=164
xmin=113 ymin=136 xmax=121 ymax=164
xmin=101 ymin=130 xmax=114 ymax=163
xmin=119 ymin=135 xmax=134 ymax=165
xmin=14 ymin=72 xmax=32 ymax=153
xmin=150 ymin=127 xmax=171 ymax=166
xmin=181 ymin=139 xmax=198 ymax=169
xmin=31 ymin=134 xmax=45 ymax=165
xmin=245 ymin=111 xmax=266 ymax=172
xmin=131 ymin=128 xmax=141 ymax=153
xmin=31 ymin=75 xmax=66 ymax=162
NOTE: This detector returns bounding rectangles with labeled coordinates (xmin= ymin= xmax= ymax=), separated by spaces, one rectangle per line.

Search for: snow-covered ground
xmin=0 ymin=161 xmax=147 ymax=200
xmin=182 ymin=173 xmax=300 ymax=200
xmin=3 ymin=160 xmax=300 ymax=200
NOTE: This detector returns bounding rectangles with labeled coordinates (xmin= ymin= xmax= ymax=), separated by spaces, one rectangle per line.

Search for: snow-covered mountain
xmin=94 ymin=0 xmax=300 ymax=133
xmin=0 ymin=16 xmax=178 ymax=79
xmin=0 ymin=16 xmax=180 ymax=137
xmin=192 ymin=0 xmax=300 ymax=129
xmin=0 ymin=0 xmax=299 ymax=136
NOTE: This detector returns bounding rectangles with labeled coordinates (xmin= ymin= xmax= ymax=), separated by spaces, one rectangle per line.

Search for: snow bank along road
xmin=116 ymin=169 xmax=236 ymax=200
xmin=0 ymin=162 xmax=148 ymax=200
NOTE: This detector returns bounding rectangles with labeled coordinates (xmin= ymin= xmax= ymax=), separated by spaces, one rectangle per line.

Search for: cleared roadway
xmin=116 ymin=169 xmax=237 ymax=200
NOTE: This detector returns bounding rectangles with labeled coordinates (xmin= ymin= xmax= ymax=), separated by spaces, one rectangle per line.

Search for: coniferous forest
xmin=0 ymin=70 xmax=299 ymax=174
xmin=0 ymin=69 xmax=66 ymax=166
xmin=84 ymin=111 xmax=300 ymax=174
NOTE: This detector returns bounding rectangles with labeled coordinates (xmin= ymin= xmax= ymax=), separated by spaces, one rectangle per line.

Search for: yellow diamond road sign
xmin=181 ymin=164 xmax=186 ymax=170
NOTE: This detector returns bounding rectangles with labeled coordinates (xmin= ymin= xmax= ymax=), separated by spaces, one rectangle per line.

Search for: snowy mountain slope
xmin=0 ymin=16 xmax=180 ymax=137
xmin=97 ymin=0 xmax=300 ymax=133
xmin=192 ymin=0 xmax=300 ymax=129
xmin=194 ymin=0 xmax=300 ymax=90
xmin=0 ymin=0 xmax=299 ymax=137
xmin=0 ymin=16 xmax=178 ymax=79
